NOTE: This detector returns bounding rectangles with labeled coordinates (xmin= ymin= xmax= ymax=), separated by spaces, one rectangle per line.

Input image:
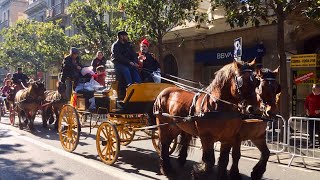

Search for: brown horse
xmin=153 ymin=60 xmax=261 ymax=178
xmin=42 ymin=81 xmax=67 ymax=130
xmin=15 ymin=80 xmax=46 ymax=131
xmin=219 ymin=67 xmax=281 ymax=180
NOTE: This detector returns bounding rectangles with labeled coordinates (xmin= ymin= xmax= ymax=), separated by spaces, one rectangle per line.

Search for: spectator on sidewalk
xmin=304 ymin=84 xmax=320 ymax=147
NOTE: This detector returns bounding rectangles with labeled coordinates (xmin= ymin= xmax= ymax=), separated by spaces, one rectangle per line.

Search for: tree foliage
xmin=114 ymin=0 xmax=204 ymax=60
xmin=212 ymin=0 xmax=320 ymax=119
xmin=68 ymin=0 xmax=115 ymax=56
xmin=0 ymin=20 xmax=69 ymax=75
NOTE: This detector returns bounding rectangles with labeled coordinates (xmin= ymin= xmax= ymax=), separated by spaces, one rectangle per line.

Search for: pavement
xmin=1 ymin=113 xmax=320 ymax=180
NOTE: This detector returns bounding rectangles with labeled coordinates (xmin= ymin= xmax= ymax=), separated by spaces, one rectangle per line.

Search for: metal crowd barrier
xmin=241 ymin=115 xmax=287 ymax=163
xmin=287 ymin=116 xmax=320 ymax=167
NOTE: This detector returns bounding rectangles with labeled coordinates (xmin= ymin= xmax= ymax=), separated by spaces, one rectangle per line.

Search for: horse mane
xmin=205 ymin=63 xmax=236 ymax=93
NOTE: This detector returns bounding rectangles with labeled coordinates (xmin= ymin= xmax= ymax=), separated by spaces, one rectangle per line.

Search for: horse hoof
xmin=217 ymin=170 xmax=228 ymax=180
xmin=49 ymin=118 xmax=54 ymax=124
xmin=160 ymin=165 xmax=175 ymax=177
xmin=177 ymin=157 xmax=187 ymax=167
xmin=251 ymin=171 xmax=263 ymax=180
xmin=192 ymin=163 xmax=213 ymax=175
xmin=230 ymin=171 xmax=242 ymax=180
xmin=19 ymin=124 xmax=23 ymax=130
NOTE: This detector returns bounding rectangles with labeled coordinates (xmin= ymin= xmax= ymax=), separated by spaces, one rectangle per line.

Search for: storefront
xmin=194 ymin=45 xmax=265 ymax=83
xmin=291 ymin=54 xmax=320 ymax=116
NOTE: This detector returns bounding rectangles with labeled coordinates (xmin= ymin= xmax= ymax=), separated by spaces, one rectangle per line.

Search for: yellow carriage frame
xmin=58 ymin=82 xmax=178 ymax=165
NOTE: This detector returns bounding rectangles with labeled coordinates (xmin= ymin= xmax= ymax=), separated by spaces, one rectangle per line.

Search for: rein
xmin=153 ymin=74 xmax=239 ymax=108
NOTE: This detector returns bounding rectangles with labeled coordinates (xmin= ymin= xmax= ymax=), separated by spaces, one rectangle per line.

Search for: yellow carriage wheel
xmin=58 ymin=105 xmax=81 ymax=152
xmin=96 ymin=121 xmax=120 ymax=165
xmin=117 ymin=125 xmax=135 ymax=146
xmin=151 ymin=130 xmax=178 ymax=155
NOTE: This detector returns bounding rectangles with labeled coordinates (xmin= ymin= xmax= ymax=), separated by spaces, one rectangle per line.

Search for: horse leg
xmin=42 ymin=107 xmax=48 ymax=128
xmin=54 ymin=108 xmax=59 ymax=130
xmin=229 ymin=140 xmax=242 ymax=180
xmin=177 ymin=132 xmax=192 ymax=167
xmin=192 ymin=136 xmax=215 ymax=178
xmin=28 ymin=112 xmax=36 ymax=132
xmin=49 ymin=107 xmax=55 ymax=124
xmin=158 ymin=125 xmax=179 ymax=176
xmin=251 ymin=139 xmax=270 ymax=180
xmin=18 ymin=110 xmax=23 ymax=130
xmin=217 ymin=142 xmax=232 ymax=180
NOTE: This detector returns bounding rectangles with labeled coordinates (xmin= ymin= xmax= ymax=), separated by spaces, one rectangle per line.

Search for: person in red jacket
xmin=305 ymin=84 xmax=320 ymax=147
xmin=92 ymin=65 xmax=106 ymax=87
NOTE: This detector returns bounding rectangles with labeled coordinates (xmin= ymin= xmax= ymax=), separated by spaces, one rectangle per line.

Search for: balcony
xmin=0 ymin=20 xmax=9 ymax=30
xmin=25 ymin=0 xmax=47 ymax=15
xmin=46 ymin=3 xmax=67 ymax=20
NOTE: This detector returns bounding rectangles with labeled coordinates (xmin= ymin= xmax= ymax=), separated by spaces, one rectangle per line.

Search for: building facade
xmin=161 ymin=1 xmax=320 ymax=116
xmin=0 ymin=0 xmax=28 ymax=83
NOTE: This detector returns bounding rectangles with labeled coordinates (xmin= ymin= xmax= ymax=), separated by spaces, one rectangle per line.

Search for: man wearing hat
xmin=111 ymin=31 xmax=141 ymax=86
xmin=12 ymin=67 xmax=29 ymax=86
xmin=138 ymin=38 xmax=160 ymax=82
xmin=60 ymin=47 xmax=83 ymax=99
xmin=305 ymin=83 xmax=320 ymax=147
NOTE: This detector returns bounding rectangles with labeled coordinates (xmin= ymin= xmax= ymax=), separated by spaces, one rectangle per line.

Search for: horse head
xmin=232 ymin=59 xmax=260 ymax=114
xmin=256 ymin=67 xmax=281 ymax=118
xmin=29 ymin=80 xmax=46 ymax=102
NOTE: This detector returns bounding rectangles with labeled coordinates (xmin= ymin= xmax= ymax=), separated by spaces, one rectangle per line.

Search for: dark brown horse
xmin=15 ymin=80 xmax=46 ymax=131
xmin=42 ymin=81 xmax=67 ymax=130
xmin=219 ymin=67 xmax=281 ymax=180
xmin=153 ymin=60 xmax=261 ymax=178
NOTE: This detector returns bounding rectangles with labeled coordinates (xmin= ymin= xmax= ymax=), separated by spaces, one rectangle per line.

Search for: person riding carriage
xmin=60 ymin=47 xmax=83 ymax=100
xmin=12 ymin=67 xmax=29 ymax=88
xmin=137 ymin=38 xmax=161 ymax=83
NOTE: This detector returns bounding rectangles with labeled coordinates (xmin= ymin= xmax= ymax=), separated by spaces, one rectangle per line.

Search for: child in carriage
xmin=92 ymin=65 xmax=106 ymax=87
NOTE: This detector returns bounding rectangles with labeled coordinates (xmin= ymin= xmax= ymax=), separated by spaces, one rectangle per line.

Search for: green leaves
xmin=0 ymin=20 xmax=69 ymax=75
xmin=114 ymin=0 xmax=200 ymax=43
xmin=213 ymin=0 xmax=320 ymax=28
xmin=68 ymin=0 xmax=115 ymax=56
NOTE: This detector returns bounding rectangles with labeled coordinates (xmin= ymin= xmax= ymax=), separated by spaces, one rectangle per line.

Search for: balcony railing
xmin=0 ymin=20 xmax=9 ymax=30
xmin=28 ymin=0 xmax=47 ymax=10
xmin=46 ymin=3 xmax=66 ymax=18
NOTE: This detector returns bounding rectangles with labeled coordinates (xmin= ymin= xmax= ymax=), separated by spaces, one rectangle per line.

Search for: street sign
xmin=234 ymin=37 xmax=242 ymax=60
xmin=290 ymin=54 xmax=320 ymax=68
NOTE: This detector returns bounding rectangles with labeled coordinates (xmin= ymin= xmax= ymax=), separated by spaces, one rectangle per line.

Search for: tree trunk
xmin=277 ymin=15 xmax=290 ymax=120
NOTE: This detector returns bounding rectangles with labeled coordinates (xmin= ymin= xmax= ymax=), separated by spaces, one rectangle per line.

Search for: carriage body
xmin=58 ymin=72 xmax=176 ymax=164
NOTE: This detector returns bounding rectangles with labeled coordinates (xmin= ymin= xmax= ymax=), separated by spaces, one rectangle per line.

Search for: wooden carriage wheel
xmin=58 ymin=105 xmax=81 ymax=152
xmin=117 ymin=125 xmax=135 ymax=146
xmin=9 ymin=105 xmax=15 ymax=126
xmin=96 ymin=121 xmax=120 ymax=165
xmin=151 ymin=130 xmax=178 ymax=155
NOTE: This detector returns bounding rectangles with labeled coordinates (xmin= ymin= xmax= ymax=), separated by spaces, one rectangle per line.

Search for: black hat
xmin=17 ymin=67 xmax=22 ymax=71
xmin=117 ymin=31 xmax=128 ymax=37
xmin=70 ymin=47 xmax=80 ymax=54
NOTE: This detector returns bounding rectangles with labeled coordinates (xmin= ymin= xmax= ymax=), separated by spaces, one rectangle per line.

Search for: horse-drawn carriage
xmin=57 ymin=67 xmax=178 ymax=165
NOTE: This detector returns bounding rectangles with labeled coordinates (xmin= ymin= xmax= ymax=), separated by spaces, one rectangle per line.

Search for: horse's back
xmin=155 ymin=87 xmax=195 ymax=113
xmin=44 ymin=90 xmax=61 ymax=102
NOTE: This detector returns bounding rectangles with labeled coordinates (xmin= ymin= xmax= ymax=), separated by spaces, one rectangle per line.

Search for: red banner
xmin=294 ymin=72 xmax=314 ymax=84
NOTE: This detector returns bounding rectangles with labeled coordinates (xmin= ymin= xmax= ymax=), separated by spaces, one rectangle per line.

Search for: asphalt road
xmin=1 ymin=114 xmax=320 ymax=180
